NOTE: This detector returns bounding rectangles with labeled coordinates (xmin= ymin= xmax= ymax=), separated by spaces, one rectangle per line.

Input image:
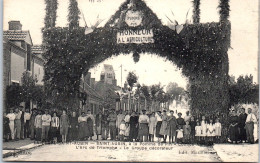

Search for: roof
xmin=32 ymin=45 xmax=44 ymax=60
xmin=103 ymin=64 xmax=114 ymax=71
xmin=32 ymin=45 xmax=43 ymax=54
xmin=95 ymin=81 xmax=120 ymax=99
xmin=81 ymin=84 xmax=103 ymax=101
xmin=3 ymin=30 xmax=33 ymax=45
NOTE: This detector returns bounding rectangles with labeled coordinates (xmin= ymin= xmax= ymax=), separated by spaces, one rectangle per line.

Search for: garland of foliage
xmin=219 ymin=0 xmax=230 ymax=23
xmin=44 ymin=0 xmax=58 ymax=28
xmin=68 ymin=0 xmax=80 ymax=30
xmin=192 ymin=0 xmax=200 ymax=24
xmin=43 ymin=0 xmax=231 ymax=123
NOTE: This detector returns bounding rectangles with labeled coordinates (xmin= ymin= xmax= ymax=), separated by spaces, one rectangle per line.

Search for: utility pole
xmin=119 ymin=64 xmax=123 ymax=110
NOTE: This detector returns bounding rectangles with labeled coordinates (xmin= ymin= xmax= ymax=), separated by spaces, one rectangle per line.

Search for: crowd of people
xmin=3 ymin=106 xmax=258 ymax=145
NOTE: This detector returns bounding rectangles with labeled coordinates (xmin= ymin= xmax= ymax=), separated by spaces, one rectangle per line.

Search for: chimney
xmin=8 ymin=21 xmax=22 ymax=30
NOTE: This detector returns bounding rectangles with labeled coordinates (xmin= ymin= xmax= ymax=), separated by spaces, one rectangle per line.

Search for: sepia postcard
xmin=2 ymin=0 xmax=259 ymax=162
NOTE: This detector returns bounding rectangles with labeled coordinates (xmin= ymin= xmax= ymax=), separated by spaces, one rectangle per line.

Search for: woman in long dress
xmin=95 ymin=110 xmax=103 ymax=140
xmin=149 ymin=112 xmax=156 ymax=142
xmin=167 ymin=110 xmax=177 ymax=143
xmin=129 ymin=111 xmax=139 ymax=142
xmin=200 ymin=115 xmax=207 ymax=143
xmin=229 ymin=110 xmax=239 ymax=143
xmin=86 ymin=110 xmax=95 ymax=140
xmin=160 ymin=110 xmax=168 ymax=143
xmin=138 ymin=110 xmax=149 ymax=142
xmin=60 ymin=110 xmax=70 ymax=143
xmin=69 ymin=111 xmax=78 ymax=141
xmin=50 ymin=112 xmax=59 ymax=144
xmin=155 ymin=111 xmax=163 ymax=142
xmin=78 ymin=112 xmax=87 ymax=140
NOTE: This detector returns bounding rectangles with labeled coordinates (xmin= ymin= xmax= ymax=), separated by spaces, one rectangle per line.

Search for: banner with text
xmin=117 ymin=29 xmax=154 ymax=44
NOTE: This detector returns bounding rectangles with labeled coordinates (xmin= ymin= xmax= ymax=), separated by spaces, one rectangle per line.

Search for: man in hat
xmin=107 ymin=109 xmax=117 ymax=140
xmin=245 ymin=108 xmax=257 ymax=144
xmin=41 ymin=109 xmax=51 ymax=143
xmin=238 ymin=108 xmax=247 ymax=143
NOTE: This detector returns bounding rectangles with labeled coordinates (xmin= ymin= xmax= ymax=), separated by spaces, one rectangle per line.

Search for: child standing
xmin=207 ymin=119 xmax=215 ymax=145
xmin=149 ymin=112 xmax=156 ymax=142
xmin=183 ymin=121 xmax=191 ymax=144
xmin=190 ymin=116 xmax=196 ymax=144
xmin=176 ymin=125 xmax=183 ymax=144
xmin=195 ymin=121 xmax=201 ymax=144
xmin=214 ymin=118 xmax=222 ymax=143
xmin=201 ymin=116 xmax=207 ymax=143
xmin=119 ymin=120 xmax=126 ymax=141
xmin=125 ymin=122 xmax=130 ymax=141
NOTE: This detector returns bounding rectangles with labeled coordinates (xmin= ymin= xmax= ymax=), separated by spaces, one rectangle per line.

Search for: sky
xmin=3 ymin=0 xmax=259 ymax=89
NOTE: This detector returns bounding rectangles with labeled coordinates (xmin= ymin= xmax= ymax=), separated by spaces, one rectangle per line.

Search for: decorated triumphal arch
xmin=43 ymin=0 xmax=231 ymax=135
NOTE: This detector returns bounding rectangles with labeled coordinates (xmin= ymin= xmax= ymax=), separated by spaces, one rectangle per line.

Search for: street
xmin=3 ymin=140 xmax=222 ymax=162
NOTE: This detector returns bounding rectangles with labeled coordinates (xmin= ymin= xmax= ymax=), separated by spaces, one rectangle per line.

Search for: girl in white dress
xmin=214 ymin=118 xmax=222 ymax=143
xmin=207 ymin=119 xmax=215 ymax=144
xmin=195 ymin=121 xmax=201 ymax=143
xmin=125 ymin=122 xmax=130 ymax=141
xmin=176 ymin=125 xmax=183 ymax=144
xmin=119 ymin=120 xmax=126 ymax=141
xmin=201 ymin=116 xmax=207 ymax=143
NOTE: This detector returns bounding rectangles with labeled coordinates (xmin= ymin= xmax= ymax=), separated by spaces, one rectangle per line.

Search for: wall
xmin=10 ymin=46 xmax=26 ymax=83
xmin=3 ymin=40 xmax=11 ymax=113
xmin=33 ymin=59 xmax=44 ymax=85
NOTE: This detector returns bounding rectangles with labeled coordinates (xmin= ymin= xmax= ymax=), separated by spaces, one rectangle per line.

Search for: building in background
xmin=31 ymin=45 xmax=44 ymax=85
xmin=79 ymin=72 xmax=103 ymax=115
xmin=3 ymin=21 xmax=33 ymax=85
xmin=100 ymin=64 xmax=117 ymax=86
xmin=3 ymin=21 xmax=33 ymax=112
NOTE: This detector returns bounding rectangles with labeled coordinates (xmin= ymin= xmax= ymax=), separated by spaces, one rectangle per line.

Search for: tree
xmin=166 ymin=82 xmax=185 ymax=102
xmin=150 ymin=83 xmax=164 ymax=111
xmin=21 ymin=71 xmax=38 ymax=108
xmin=139 ymin=84 xmax=151 ymax=110
xmin=6 ymin=71 xmax=45 ymax=110
xmin=6 ymin=85 xmax=23 ymax=109
xmin=126 ymin=71 xmax=138 ymax=90
xmin=229 ymin=75 xmax=259 ymax=106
